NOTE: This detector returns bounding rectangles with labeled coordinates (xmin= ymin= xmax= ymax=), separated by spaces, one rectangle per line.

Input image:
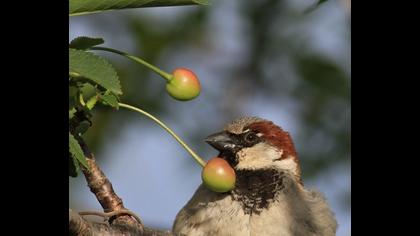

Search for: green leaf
xmin=69 ymin=133 xmax=89 ymax=169
xmin=86 ymin=95 xmax=99 ymax=110
xmin=69 ymin=107 xmax=77 ymax=119
xmin=69 ymin=48 xmax=122 ymax=95
xmin=70 ymin=36 xmax=105 ymax=50
xmin=69 ymin=88 xmax=77 ymax=119
xmin=69 ymin=0 xmax=210 ymax=16
xmin=99 ymin=92 xmax=119 ymax=108
xmin=69 ymin=154 xmax=79 ymax=177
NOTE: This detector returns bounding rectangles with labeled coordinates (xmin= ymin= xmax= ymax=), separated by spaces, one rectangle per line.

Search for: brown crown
xmin=247 ymin=121 xmax=297 ymax=157
xmin=246 ymin=121 xmax=302 ymax=181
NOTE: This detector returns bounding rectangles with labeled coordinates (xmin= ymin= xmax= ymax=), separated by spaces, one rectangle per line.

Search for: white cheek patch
xmin=273 ymin=156 xmax=298 ymax=173
xmin=235 ymin=143 xmax=299 ymax=175
xmin=236 ymin=143 xmax=282 ymax=170
xmin=256 ymin=133 xmax=263 ymax=137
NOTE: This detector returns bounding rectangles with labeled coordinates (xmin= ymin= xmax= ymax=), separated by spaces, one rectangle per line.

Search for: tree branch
xmin=69 ymin=208 xmax=150 ymax=236
xmin=79 ymin=138 xmax=141 ymax=229
xmin=69 ymin=136 xmax=173 ymax=235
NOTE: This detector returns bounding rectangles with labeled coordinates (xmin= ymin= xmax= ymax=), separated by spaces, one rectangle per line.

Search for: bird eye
xmin=244 ymin=132 xmax=257 ymax=144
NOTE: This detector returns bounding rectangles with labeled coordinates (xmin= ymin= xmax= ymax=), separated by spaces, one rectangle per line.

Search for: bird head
xmin=205 ymin=117 xmax=301 ymax=183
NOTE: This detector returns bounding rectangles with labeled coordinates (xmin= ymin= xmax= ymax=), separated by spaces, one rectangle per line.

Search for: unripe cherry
xmin=166 ymin=68 xmax=201 ymax=101
xmin=201 ymin=157 xmax=236 ymax=193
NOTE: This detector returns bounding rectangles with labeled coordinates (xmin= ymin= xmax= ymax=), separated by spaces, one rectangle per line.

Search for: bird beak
xmin=205 ymin=131 xmax=239 ymax=153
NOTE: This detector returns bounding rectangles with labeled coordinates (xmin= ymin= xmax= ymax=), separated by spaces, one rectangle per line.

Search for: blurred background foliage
xmin=70 ymin=0 xmax=350 ymax=234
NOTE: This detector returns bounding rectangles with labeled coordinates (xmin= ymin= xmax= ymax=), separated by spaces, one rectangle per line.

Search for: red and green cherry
xmin=166 ymin=68 xmax=201 ymax=101
xmin=87 ymin=47 xmax=201 ymax=101
xmin=202 ymin=157 xmax=236 ymax=193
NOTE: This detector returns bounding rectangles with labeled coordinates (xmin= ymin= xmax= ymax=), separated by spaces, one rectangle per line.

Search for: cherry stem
xmin=118 ymin=103 xmax=206 ymax=167
xmin=78 ymin=91 xmax=86 ymax=106
xmin=90 ymin=47 xmax=173 ymax=82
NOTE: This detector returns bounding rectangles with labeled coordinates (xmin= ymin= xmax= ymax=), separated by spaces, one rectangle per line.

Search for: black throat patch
xmin=232 ymin=169 xmax=285 ymax=215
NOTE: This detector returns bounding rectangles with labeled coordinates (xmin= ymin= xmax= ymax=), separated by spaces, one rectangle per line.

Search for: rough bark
xmin=69 ymin=137 xmax=173 ymax=236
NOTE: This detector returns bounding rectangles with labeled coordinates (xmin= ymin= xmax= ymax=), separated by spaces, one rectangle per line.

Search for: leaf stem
xmin=69 ymin=10 xmax=112 ymax=17
xmin=90 ymin=47 xmax=172 ymax=81
xmin=118 ymin=102 xmax=206 ymax=167
xmin=69 ymin=71 xmax=83 ymax=79
xmin=78 ymin=91 xmax=86 ymax=106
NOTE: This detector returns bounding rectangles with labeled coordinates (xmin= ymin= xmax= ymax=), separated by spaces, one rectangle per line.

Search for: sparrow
xmin=173 ymin=117 xmax=337 ymax=236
